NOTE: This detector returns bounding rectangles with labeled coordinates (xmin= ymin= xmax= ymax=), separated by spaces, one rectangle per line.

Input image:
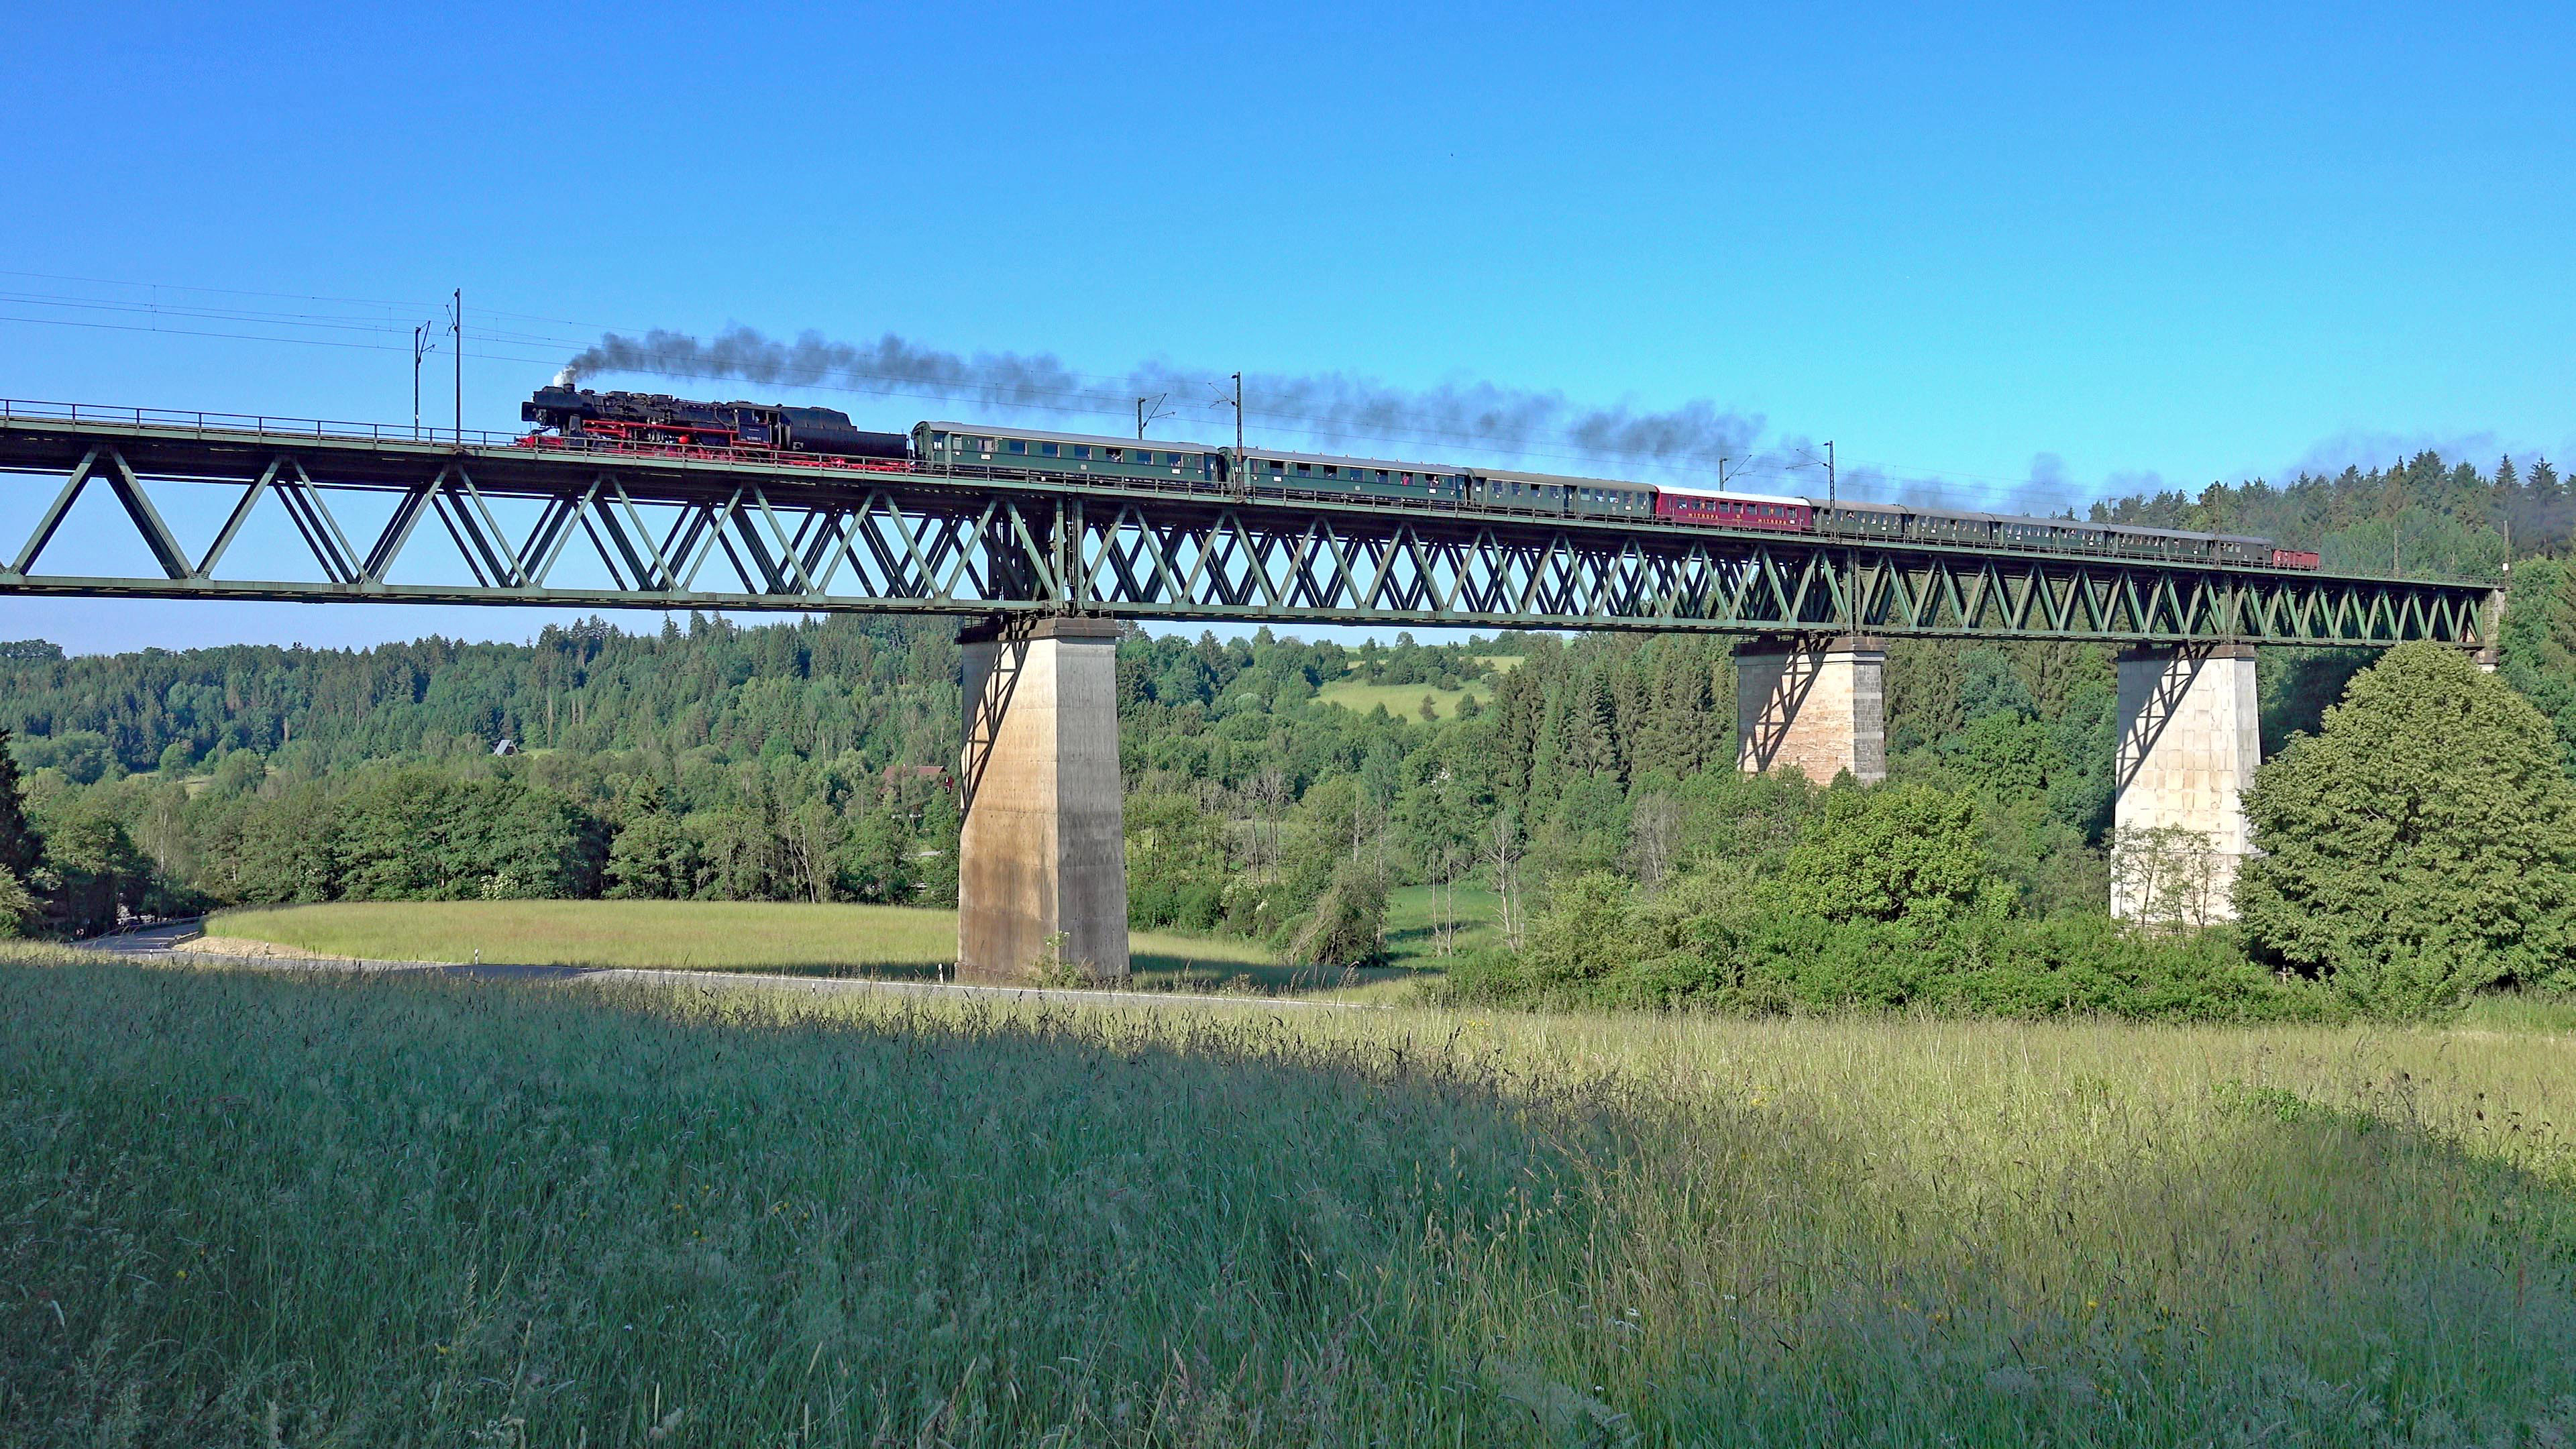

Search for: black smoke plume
xmin=566 ymin=326 xmax=1768 ymax=477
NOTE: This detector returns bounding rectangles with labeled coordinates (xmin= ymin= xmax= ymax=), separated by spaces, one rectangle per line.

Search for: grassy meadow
xmin=1312 ymin=678 xmax=1486 ymax=720
xmin=1310 ymin=647 xmax=1521 ymax=722
xmin=206 ymin=900 xmax=1286 ymax=986
xmin=1382 ymin=879 xmax=1505 ymax=965
xmin=5 ymin=950 xmax=2575 ymax=1444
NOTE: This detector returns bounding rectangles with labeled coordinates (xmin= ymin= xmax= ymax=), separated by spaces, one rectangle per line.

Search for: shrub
xmin=1781 ymin=783 xmax=2010 ymax=926
xmin=0 ymin=865 xmax=34 ymax=936
xmin=2238 ymin=641 xmax=2576 ymax=1016
xmin=1287 ymin=858 xmax=1387 ymax=967
xmin=1452 ymin=864 xmax=2326 ymax=1022
xmin=1124 ymin=792 xmax=1233 ymax=930
xmin=1520 ymin=872 xmax=1640 ymax=986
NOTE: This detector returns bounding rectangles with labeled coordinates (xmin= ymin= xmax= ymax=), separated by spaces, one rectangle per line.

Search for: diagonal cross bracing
xmin=0 ymin=421 xmax=2500 ymax=650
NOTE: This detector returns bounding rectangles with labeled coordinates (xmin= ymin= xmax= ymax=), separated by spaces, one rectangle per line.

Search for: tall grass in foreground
xmin=3 ymin=955 xmax=2574 ymax=1445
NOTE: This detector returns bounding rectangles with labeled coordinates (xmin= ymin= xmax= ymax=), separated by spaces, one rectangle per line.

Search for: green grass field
xmin=5 ymin=951 xmax=2573 ymax=1443
xmin=207 ymin=900 xmax=1283 ymax=987
xmin=1312 ymin=653 xmax=1519 ymax=720
xmin=1313 ymin=679 xmax=1486 ymax=719
xmin=1381 ymin=879 xmax=1504 ymax=964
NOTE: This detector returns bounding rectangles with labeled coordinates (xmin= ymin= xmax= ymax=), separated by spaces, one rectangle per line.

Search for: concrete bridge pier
xmin=2112 ymin=643 xmax=2259 ymax=923
xmin=1735 ymin=635 xmax=1888 ymax=784
xmin=956 ymin=616 xmax=1131 ymax=983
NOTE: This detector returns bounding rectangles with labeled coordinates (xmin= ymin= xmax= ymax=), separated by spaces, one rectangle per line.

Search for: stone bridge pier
xmin=2112 ymin=643 xmax=2259 ymax=923
xmin=956 ymin=616 xmax=1130 ymax=983
xmin=1732 ymin=635 xmax=2267 ymax=922
xmin=1735 ymin=635 xmax=1888 ymax=784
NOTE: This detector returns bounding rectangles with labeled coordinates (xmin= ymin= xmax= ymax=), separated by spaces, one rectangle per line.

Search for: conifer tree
xmin=0 ymin=727 xmax=39 ymax=879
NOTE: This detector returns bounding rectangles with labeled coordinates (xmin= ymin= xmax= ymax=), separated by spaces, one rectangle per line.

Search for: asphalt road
xmin=72 ymin=920 xmax=1352 ymax=1012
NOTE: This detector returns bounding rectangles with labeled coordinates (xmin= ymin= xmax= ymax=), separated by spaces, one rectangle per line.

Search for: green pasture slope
xmin=207 ymin=899 xmax=1282 ymax=987
xmin=1312 ymin=678 xmax=1485 ymax=719
xmin=5 ymin=950 xmax=2575 ymax=1443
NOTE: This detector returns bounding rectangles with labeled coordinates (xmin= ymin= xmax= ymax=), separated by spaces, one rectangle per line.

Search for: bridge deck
xmin=0 ymin=407 xmax=2500 ymax=647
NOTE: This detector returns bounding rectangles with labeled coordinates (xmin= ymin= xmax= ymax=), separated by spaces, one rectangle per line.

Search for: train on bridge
xmin=521 ymin=381 xmax=2324 ymax=572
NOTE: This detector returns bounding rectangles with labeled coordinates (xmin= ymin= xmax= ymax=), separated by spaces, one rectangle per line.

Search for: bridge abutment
xmin=957 ymin=616 xmax=1131 ymax=983
xmin=1735 ymin=636 xmax=1887 ymax=784
xmin=2112 ymin=643 xmax=2259 ymax=924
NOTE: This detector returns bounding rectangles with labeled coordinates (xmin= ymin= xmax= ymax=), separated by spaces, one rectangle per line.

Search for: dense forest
xmin=1 ymin=449 xmax=2571 ymax=1018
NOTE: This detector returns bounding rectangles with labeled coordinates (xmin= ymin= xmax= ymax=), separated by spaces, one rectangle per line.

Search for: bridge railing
xmin=0 ymin=397 xmax=525 ymax=449
xmin=0 ymin=398 xmax=2496 ymax=584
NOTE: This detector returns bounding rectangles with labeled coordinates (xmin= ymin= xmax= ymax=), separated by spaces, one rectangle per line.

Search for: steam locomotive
xmin=519 ymin=381 xmax=2324 ymax=571
xmin=521 ymin=380 xmax=909 ymax=461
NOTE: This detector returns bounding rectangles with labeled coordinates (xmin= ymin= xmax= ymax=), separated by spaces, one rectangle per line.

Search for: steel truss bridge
xmin=0 ymin=402 xmax=2502 ymax=647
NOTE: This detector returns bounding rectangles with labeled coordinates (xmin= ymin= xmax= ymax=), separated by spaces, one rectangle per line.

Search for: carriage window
xmin=1040 ymin=442 xmax=1059 ymax=458
xmin=1378 ymin=470 xmax=1391 ymax=483
xmin=1105 ymin=447 xmax=1124 ymax=462
xmin=1007 ymin=439 xmax=1027 ymax=455
xmin=1295 ymin=462 xmax=1312 ymax=474
xmin=1269 ymin=459 xmax=1284 ymax=472
xmin=1322 ymin=466 xmax=1338 ymax=478
xmin=1071 ymin=445 xmax=1090 ymax=460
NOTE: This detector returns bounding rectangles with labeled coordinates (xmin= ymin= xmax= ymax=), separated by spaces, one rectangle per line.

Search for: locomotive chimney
xmin=551 ymin=367 xmax=578 ymax=390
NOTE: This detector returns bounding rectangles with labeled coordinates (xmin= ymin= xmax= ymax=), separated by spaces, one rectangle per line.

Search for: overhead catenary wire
xmin=0 ymin=272 xmax=2101 ymax=511
xmin=0 ymin=313 xmax=2062 ymax=508
xmin=0 ymin=272 xmax=1772 ymax=466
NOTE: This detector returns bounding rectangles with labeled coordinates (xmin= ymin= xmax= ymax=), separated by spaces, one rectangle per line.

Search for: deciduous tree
xmin=1782 ymin=784 xmax=2009 ymax=927
xmin=2238 ymin=641 xmax=2576 ymax=1015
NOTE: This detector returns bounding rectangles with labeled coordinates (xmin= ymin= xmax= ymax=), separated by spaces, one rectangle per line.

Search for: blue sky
xmin=3 ymin=1 xmax=2571 ymax=653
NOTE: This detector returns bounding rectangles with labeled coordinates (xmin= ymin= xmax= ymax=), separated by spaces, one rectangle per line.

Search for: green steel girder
xmin=0 ymin=417 xmax=2502 ymax=648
